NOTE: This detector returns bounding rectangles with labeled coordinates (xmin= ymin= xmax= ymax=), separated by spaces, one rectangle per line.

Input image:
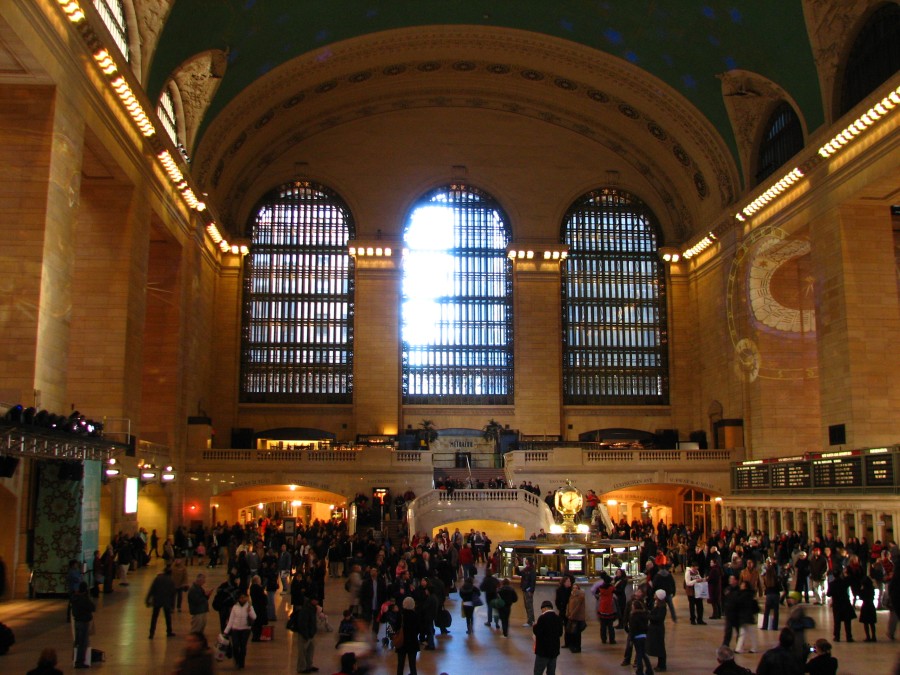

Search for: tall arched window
xmin=240 ymin=181 xmax=355 ymax=403
xmin=840 ymin=3 xmax=900 ymax=116
xmin=93 ymin=0 xmax=129 ymax=61
xmin=401 ymin=184 xmax=513 ymax=405
xmin=755 ymin=102 xmax=804 ymax=186
xmin=561 ymin=188 xmax=668 ymax=405
xmin=157 ymin=85 xmax=179 ymax=147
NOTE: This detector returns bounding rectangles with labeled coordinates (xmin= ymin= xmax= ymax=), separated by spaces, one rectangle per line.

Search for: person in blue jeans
xmin=629 ymin=600 xmax=654 ymax=675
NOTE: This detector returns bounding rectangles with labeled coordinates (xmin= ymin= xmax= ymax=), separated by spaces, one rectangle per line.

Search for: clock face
xmin=556 ymin=488 xmax=583 ymax=514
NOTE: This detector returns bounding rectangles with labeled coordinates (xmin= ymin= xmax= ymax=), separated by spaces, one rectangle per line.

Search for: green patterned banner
xmin=32 ymin=462 xmax=84 ymax=595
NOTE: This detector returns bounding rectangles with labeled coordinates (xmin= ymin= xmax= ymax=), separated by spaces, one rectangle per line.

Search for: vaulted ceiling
xmin=143 ymin=1 xmax=833 ymax=242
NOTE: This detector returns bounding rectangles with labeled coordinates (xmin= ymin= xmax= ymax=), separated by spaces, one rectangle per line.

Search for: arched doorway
xmin=600 ymin=484 xmax=723 ymax=537
xmin=206 ymin=484 xmax=349 ymax=534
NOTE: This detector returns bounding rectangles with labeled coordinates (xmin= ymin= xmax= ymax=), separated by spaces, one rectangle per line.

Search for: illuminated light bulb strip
xmin=740 ymin=167 xmax=804 ymax=218
xmin=110 ymin=76 xmax=155 ymax=137
xmin=348 ymin=246 xmax=393 ymax=257
xmin=206 ymin=223 xmax=224 ymax=244
xmin=818 ymin=87 xmax=900 ymax=159
xmin=681 ymin=232 xmax=718 ymax=260
xmin=58 ymin=0 xmax=86 ymax=22
xmin=506 ymin=250 xmax=568 ymax=260
xmin=157 ymin=150 xmax=184 ymax=183
xmin=93 ymin=49 xmax=117 ymax=75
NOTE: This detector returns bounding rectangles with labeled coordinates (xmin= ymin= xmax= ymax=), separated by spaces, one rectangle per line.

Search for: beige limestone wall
xmin=140 ymin=231 xmax=184 ymax=447
xmin=811 ymin=203 xmax=900 ymax=448
xmin=68 ymin=179 xmax=149 ymax=425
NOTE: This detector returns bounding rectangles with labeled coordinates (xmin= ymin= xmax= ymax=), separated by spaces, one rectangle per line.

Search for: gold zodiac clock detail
xmin=554 ymin=480 xmax=583 ymax=534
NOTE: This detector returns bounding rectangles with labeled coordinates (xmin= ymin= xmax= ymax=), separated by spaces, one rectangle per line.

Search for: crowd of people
xmin=40 ymin=508 xmax=900 ymax=675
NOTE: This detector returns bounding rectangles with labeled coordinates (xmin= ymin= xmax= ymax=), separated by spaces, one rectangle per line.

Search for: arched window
xmin=93 ymin=0 xmax=129 ymax=61
xmin=561 ymin=188 xmax=668 ymax=405
xmin=401 ymin=184 xmax=513 ymax=405
xmin=157 ymin=85 xmax=179 ymax=148
xmin=240 ymin=181 xmax=355 ymax=403
xmin=755 ymin=102 xmax=804 ymax=185
xmin=840 ymin=3 xmax=900 ymax=116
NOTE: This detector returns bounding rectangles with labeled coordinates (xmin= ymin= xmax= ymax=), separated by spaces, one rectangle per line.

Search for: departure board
xmin=813 ymin=457 xmax=863 ymax=488
xmin=771 ymin=462 xmax=811 ymax=489
xmin=735 ymin=464 xmax=769 ymax=490
xmin=865 ymin=455 xmax=894 ymax=486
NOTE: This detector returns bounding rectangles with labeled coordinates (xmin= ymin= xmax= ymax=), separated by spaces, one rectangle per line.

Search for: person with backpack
xmin=495 ymin=578 xmax=518 ymax=637
xmin=212 ymin=575 xmax=239 ymax=633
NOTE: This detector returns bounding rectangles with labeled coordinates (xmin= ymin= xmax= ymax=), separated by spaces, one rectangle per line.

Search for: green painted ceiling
xmin=149 ymin=1 xmax=824 ymax=160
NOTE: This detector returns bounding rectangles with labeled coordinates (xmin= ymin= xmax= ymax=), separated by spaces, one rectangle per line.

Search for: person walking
xmin=521 ymin=558 xmax=537 ymax=626
xmin=734 ymin=580 xmax=760 ymax=654
xmin=481 ymin=568 xmax=500 ymax=629
xmin=173 ymin=631 xmax=215 ymax=675
xmin=458 ymin=577 xmax=481 ymax=635
xmin=532 ymin=600 xmax=563 ymax=675
xmin=187 ymin=573 xmax=211 ymax=635
xmin=223 ymin=591 xmax=256 ymax=670
xmin=70 ymin=581 xmax=94 ymax=669
xmin=565 ymin=577 xmax=586 ymax=653
xmin=146 ymin=566 xmax=177 ymax=639
xmin=496 ymin=577 xmax=518 ymax=637
xmin=396 ymin=596 xmax=420 ymax=675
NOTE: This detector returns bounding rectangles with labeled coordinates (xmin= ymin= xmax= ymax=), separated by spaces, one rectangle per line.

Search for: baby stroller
xmin=377 ymin=600 xmax=400 ymax=649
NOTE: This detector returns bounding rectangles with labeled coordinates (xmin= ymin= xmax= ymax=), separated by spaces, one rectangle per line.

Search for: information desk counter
xmin=496 ymin=539 xmax=640 ymax=581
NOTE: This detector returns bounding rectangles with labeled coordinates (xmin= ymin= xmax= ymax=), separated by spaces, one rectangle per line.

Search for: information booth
xmin=497 ymin=539 xmax=641 ymax=581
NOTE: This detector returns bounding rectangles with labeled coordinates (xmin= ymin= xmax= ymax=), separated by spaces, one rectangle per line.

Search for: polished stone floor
xmin=0 ymin=558 xmax=897 ymax=674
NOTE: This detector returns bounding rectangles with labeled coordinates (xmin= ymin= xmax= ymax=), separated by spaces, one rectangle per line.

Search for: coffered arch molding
xmin=192 ymin=27 xmax=740 ymax=244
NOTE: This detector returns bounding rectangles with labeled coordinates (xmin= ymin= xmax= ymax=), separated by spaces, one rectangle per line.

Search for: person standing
xmin=65 ymin=560 xmax=83 ymax=623
xmin=627 ymin=600 xmax=653 ymax=675
xmin=396 ymin=596 xmax=420 ymax=675
xmin=521 ymin=558 xmax=537 ymax=626
xmin=223 ymin=591 xmax=256 ymax=670
xmin=684 ymin=562 xmax=707 ymax=625
xmin=532 ymin=600 xmax=563 ymax=675
xmin=565 ymin=577 xmax=586 ymax=653
xmin=249 ymin=575 xmax=268 ymax=642
xmin=70 ymin=581 xmax=94 ymax=669
xmin=146 ymin=566 xmax=177 ymax=639
xmin=555 ymin=575 xmax=572 ymax=647
xmin=187 ymin=573 xmax=211 ymax=635
xmin=827 ymin=567 xmax=856 ymax=642
xmin=171 ymin=556 xmax=189 ymax=613
xmin=648 ymin=589 xmax=668 ymax=672
xmin=278 ymin=544 xmax=293 ymax=593
xmin=458 ymin=577 xmax=480 ymax=634
xmin=290 ymin=592 xmax=318 ymax=674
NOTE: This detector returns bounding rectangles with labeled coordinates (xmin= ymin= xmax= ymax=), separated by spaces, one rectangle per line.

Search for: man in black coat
xmin=146 ymin=567 xmax=177 ymax=639
xmin=533 ymin=600 xmax=563 ymax=675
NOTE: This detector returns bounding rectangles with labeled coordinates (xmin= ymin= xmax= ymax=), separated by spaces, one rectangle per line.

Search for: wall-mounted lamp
xmin=659 ymin=247 xmax=681 ymax=263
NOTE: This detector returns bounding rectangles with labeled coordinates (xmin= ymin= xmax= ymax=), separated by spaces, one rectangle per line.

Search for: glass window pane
xmin=401 ymin=185 xmax=513 ymax=405
xmin=240 ymin=181 xmax=354 ymax=403
xmin=561 ymin=188 xmax=669 ymax=405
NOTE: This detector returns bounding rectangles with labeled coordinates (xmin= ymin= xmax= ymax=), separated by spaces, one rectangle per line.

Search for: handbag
xmin=391 ymin=626 xmax=404 ymax=648
xmin=694 ymin=581 xmax=709 ymax=599
xmin=489 ymin=597 xmax=506 ymax=610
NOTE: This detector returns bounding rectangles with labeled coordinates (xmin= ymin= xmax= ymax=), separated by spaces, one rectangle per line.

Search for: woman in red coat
xmin=591 ymin=574 xmax=618 ymax=644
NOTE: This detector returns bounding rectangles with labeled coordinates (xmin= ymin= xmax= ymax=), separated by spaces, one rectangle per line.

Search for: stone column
xmin=810 ymin=204 xmax=900 ymax=449
xmin=352 ymin=252 xmax=401 ymax=436
xmin=0 ymin=85 xmax=84 ymax=598
xmin=510 ymin=256 xmax=564 ymax=435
